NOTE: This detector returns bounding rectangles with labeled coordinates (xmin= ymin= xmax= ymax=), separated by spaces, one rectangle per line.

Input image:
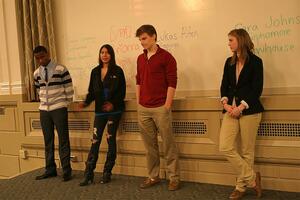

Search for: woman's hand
xmin=229 ymin=106 xmax=241 ymax=118
xmin=224 ymin=103 xmax=233 ymax=113
xmin=76 ymin=102 xmax=85 ymax=111
xmin=229 ymin=104 xmax=245 ymax=118
xmin=102 ymin=101 xmax=114 ymax=112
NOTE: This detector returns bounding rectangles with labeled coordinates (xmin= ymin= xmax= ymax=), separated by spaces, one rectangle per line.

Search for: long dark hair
xmin=98 ymin=44 xmax=116 ymax=68
xmin=228 ymin=29 xmax=254 ymax=65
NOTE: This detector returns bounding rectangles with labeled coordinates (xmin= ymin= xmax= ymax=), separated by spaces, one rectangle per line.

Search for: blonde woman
xmin=219 ymin=29 xmax=264 ymax=199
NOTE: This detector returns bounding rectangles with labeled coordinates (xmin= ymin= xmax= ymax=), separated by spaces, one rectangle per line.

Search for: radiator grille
xmin=258 ymin=122 xmax=300 ymax=137
xmin=31 ymin=119 xmax=91 ymax=131
xmin=121 ymin=120 xmax=207 ymax=135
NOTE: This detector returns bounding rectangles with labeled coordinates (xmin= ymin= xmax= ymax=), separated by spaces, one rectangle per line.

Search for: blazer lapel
xmin=236 ymin=61 xmax=249 ymax=86
xmin=230 ymin=62 xmax=237 ymax=86
xmin=95 ymin=66 xmax=103 ymax=89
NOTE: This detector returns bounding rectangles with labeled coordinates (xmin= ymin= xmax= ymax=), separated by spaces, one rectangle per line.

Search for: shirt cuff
xmin=241 ymin=100 xmax=249 ymax=109
xmin=167 ymin=82 xmax=177 ymax=89
xmin=220 ymin=97 xmax=228 ymax=104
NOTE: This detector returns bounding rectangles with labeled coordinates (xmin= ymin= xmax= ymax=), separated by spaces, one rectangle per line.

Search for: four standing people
xmin=33 ymin=27 xmax=264 ymax=197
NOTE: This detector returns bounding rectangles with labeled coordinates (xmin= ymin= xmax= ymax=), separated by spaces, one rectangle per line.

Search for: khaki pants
xmin=138 ymin=104 xmax=180 ymax=181
xmin=219 ymin=112 xmax=262 ymax=192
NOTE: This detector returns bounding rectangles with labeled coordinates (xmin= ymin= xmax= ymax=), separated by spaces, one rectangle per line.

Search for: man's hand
xmin=164 ymin=87 xmax=175 ymax=111
xmin=164 ymin=102 xmax=171 ymax=111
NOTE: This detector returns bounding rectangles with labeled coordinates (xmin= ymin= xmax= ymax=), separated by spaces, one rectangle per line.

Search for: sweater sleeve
xmin=240 ymin=58 xmax=264 ymax=107
xmin=61 ymin=67 xmax=74 ymax=103
xmin=220 ymin=58 xmax=230 ymax=99
xmin=84 ymin=70 xmax=95 ymax=106
xmin=33 ymin=70 xmax=40 ymax=95
xmin=110 ymin=68 xmax=126 ymax=108
xmin=165 ymin=53 xmax=177 ymax=88
xmin=136 ymin=57 xmax=141 ymax=85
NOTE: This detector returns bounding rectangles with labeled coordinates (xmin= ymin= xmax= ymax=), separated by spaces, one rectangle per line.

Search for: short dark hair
xmin=136 ymin=24 xmax=157 ymax=41
xmin=33 ymin=45 xmax=48 ymax=54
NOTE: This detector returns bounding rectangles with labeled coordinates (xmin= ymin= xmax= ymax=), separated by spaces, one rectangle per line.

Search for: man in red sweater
xmin=135 ymin=24 xmax=180 ymax=191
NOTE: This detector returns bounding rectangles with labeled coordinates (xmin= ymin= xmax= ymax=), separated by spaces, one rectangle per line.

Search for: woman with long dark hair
xmin=78 ymin=44 xmax=126 ymax=186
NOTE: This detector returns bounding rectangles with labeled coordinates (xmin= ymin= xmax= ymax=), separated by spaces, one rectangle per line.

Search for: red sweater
xmin=136 ymin=46 xmax=177 ymax=108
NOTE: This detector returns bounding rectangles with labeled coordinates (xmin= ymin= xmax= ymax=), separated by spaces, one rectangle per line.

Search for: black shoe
xmin=79 ymin=173 xmax=94 ymax=186
xmin=100 ymin=172 xmax=111 ymax=184
xmin=35 ymin=172 xmax=57 ymax=180
xmin=62 ymin=172 xmax=72 ymax=182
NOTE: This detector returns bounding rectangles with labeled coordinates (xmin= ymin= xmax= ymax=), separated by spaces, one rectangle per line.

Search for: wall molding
xmin=11 ymin=81 xmax=25 ymax=94
xmin=0 ymin=81 xmax=25 ymax=95
xmin=0 ymin=82 xmax=10 ymax=95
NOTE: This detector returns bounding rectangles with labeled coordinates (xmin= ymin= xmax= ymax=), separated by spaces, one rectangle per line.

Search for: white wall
xmin=0 ymin=0 xmax=24 ymax=95
xmin=1 ymin=0 xmax=300 ymax=97
xmin=53 ymin=0 xmax=300 ymax=98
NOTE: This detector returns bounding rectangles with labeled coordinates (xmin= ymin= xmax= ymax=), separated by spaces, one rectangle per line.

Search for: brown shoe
xmin=168 ymin=180 xmax=180 ymax=191
xmin=253 ymin=172 xmax=262 ymax=198
xmin=139 ymin=177 xmax=161 ymax=189
xmin=229 ymin=189 xmax=245 ymax=199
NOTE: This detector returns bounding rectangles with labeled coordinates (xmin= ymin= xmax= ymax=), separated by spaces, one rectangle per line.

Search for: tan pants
xmin=138 ymin=104 xmax=180 ymax=181
xmin=219 ymin=112 xmax=262 ymax=192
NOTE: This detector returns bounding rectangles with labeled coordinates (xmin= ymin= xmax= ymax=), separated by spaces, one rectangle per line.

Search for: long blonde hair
xmin=228 ymin=28 xmax=254 ymax=65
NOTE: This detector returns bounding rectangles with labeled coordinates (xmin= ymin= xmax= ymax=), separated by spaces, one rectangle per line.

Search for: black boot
xmin=79 ymin=162 xmax=94 ymax=186
xmin=80 ymin=141 xmax=100 ymax=186
xmin=100 ymin=172 xmax=111 ymax=184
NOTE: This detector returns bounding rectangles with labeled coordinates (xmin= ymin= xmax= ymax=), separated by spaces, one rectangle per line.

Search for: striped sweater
xmin=34 ymin=61 xmax=74 ymax=111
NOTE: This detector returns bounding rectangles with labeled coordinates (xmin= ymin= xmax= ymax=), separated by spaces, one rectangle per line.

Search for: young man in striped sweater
xmin=33 ymin=46 xmax=73 ymax=182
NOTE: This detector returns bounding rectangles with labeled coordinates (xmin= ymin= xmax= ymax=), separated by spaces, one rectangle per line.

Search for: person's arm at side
xmin=239 ymin=58 xmax=264 ymax=110
xmin=136 ymin=85 xmax=140 ymax=104
xmin=164 ymin=54 xmax=177 ymax=110
xmin=231 ymin=58 xmax=263 ymax=117
xmin=78 ymin=71 xmax=95 ymax=110
xmin=61 ymin=66 xmax=74 ymax=104
xmin=136 ymin=58 xmax=141 ymax=105
xmin=165 ymin=87 xmax=175 ymax=110
xmin=33 ymin=71 xmax=40 ymax=97
xmin=220 ymin=59 xmax=233 ymax=114
xmin=105 ymin=68 xmax=126 ymax=112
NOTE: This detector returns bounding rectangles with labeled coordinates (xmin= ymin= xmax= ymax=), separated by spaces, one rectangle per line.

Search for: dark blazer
xmin=84 ymin=65 xmax=126 ymax=113
xmin=220 ymin=52 xmax=264 ymax=115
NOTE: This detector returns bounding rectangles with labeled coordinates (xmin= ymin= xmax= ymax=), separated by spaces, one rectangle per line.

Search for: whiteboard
xmin=53 ymin=0 xmax=300 ymax=98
